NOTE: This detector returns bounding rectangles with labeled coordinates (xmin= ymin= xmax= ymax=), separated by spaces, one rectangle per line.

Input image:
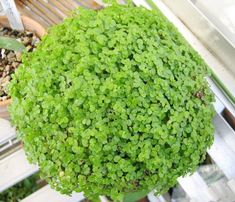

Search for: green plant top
xmin=9 ymin=3 xmax=215 ymax=201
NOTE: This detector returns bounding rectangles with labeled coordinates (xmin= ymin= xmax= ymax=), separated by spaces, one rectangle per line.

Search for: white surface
xmin=99 ymin=196 xmax=109 ymax=202
xmin=208 ymin=131 xmax=235 ymax=180
xmin=0 ymin=3 xmax=4 ymax=15
xmin=213 ymin=96 xmax=225 ymax=115
xmin=209 ymin=179 xmax=235 ymax=201
xmin=213 ymin=114 xmax=235 ymax=155
xmin=0 ymin=118 xmax=16 ymax=144
xmin=22 ymin=185 xmax=85 ymax=202
xmin=178 ymin=172 xmax=218 ymax=202
xmin=227 ymin=179 xmax=235 ymax=194
xmin=0 ymin=149 xmax=38 ymax=192
xmin=148 ymin=191 xmax=167 ymax=202
xmin=192 ymin=0 xmax=235 ymax=47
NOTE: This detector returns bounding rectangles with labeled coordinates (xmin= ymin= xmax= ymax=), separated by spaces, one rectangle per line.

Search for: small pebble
xmin=15 ymin=52 xmax=22 ymax=61
xmin=26 ymin=45 xmax=33 ymax=51
xmin=16 ymin=38 xmax=22 ymax=42
xmin=12 ymin=62 xmax=20 ymax=68
xmin=26 ymin=31 xmax=33 ymax=37
xmin=23 ymin=37 xmax=30 ymax=45
xmin=0 ymin=96 xmax=9 ymax=101
xmin=7 ymin=52 xmax=15 ymax=60
xmin=1 ymin=49 xmax=6 ymax=59
xmin=5 ymin=65 xmax=10 ymax=72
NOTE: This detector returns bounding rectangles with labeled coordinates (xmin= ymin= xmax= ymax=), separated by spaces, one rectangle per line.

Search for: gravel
xmin=0 ymin=27 xmax=40 ymax=101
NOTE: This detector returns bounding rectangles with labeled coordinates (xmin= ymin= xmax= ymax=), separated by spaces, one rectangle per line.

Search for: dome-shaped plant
xmin=9 ymin=2 xmax=215 ymax=201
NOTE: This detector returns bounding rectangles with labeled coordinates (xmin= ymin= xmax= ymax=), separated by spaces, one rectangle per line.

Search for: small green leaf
xmin=0 ymin=36 xmax=25 ymax=51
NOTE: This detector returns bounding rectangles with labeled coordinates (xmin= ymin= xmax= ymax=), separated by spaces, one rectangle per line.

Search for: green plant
xmin=9 ymin=2 xmax=215 ymax=201
xmin=0 ymin=36 xmax=25 ymax=51
xmin=0 ymin=173 xmax=41 ymax=202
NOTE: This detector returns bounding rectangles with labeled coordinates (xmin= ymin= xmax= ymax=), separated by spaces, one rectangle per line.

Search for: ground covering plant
xmin=9 ymin=1 xmax=215 ymax=201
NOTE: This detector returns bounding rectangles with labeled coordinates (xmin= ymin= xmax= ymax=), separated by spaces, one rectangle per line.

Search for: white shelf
xmin=178 ymin=172 xmax=218 ymax=202
xmin=228 ymin=179 xmax=235 ymax=195
xmin=208 ymin=130 xmax=235 ymax=180
xmin=22 ymin=184 xmax=85 ymax=202
xmin=213 ymin=114 xmax=235 ymax=154
xmin=178 ymin=171 xmax=235 ymax=202
xmin=209 ymin=178 xmax=235 ymax=201
xmin=0 ymin=118 xmax=16 ymax=145
xmin=0 ymin=149 xmax=38 ymax=192
xmin=148 ymin=192 xmax=169 ymax=202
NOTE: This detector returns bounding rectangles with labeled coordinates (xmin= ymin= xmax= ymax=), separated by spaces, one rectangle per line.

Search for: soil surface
xmin=0 ymin=27 xmax=40 ymax=101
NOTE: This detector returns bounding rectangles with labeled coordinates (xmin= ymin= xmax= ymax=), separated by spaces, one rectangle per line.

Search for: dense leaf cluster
xmin=9 ymin=3 xmax=214 ymax=201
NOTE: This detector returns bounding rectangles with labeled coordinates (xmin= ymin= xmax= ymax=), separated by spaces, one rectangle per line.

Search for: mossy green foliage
xmin=9 ymin=2 xmax=215 ymax=201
